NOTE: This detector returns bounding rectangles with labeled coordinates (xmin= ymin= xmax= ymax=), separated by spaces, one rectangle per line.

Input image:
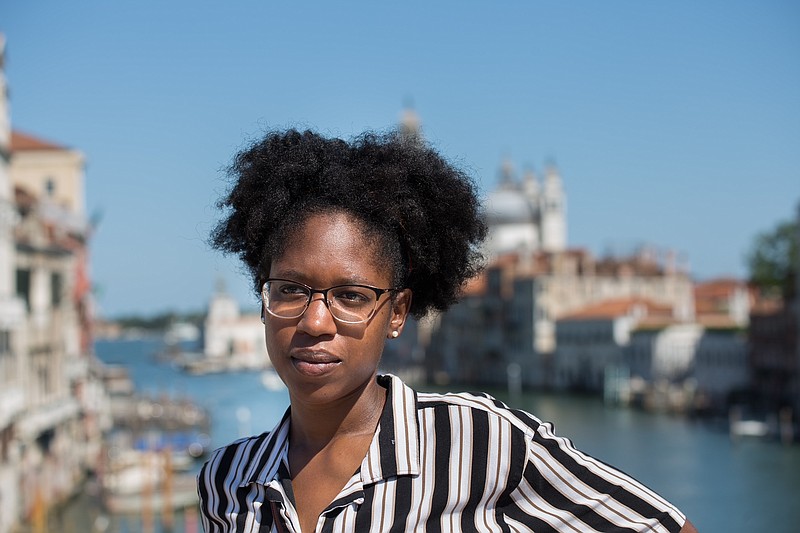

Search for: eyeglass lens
xmin=264 ymin=281 xmax=379 ymax=323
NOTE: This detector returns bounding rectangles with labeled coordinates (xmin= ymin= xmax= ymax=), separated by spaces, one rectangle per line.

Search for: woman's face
xmin=265 ymin=211 xmax=411 ymax=407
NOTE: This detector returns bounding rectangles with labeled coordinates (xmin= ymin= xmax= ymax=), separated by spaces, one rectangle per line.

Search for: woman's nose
xmin=296 ymin=295 xmax=336 ymax=336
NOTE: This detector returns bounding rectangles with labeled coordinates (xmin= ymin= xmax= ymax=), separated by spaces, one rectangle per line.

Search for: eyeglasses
xmin=261 ymin=278 xmax=401 ymax=324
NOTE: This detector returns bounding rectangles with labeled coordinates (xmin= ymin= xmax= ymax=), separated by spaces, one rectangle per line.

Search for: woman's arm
xmin=680 ymin=519 xmax=699 ymax=532
xmin=510 ymin=420 xmax=692 ymax=532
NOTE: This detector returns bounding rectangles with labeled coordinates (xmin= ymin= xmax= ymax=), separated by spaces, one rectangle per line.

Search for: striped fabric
xmin=198 ymin=374 xmax=686 ymax=532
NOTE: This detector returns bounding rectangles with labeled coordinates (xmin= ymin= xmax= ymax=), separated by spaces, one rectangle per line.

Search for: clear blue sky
xmin=2 ymin=1 xmax=798 ymax=318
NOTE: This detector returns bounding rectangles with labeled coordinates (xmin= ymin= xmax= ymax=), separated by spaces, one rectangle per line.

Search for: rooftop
xmin=10 ymin=130 xmax=68 ymax=152
xmin=561 ymin=297 xmax=673 ymax=321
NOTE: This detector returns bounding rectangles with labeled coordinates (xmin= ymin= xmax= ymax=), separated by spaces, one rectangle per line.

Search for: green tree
xmin=746 ymin=219 xmax=799 ymax=300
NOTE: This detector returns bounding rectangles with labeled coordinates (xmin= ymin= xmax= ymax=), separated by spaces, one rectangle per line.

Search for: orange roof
xmin=694 ymin=277 xmax=746 ymax=298
xmin=561 ymin=297 xmax=672 ymax=320
xmin=10 ymin=130 xmax=67 ymax=151
xmin=492 ymin=252 xmax=522 ymax=269
xmin=461 ymin=272 xmax=487 ymax=297
xmin=694 ymin=277 xmax=751 ymax=315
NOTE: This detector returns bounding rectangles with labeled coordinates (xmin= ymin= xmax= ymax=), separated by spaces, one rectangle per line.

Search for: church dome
xmin=484 ymin=187 xmax=536 ymax=225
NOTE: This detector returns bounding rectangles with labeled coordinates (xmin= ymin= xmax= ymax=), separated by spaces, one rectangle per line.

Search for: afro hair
xmin=210 ymin=129 xmax=487 ymax=319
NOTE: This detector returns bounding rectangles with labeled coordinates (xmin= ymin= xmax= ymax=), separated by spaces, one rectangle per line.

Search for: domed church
xmin=396 ymin=102 xmax=567 ymax=259
xmin=483 ymin=158 xmax=567 ymax=257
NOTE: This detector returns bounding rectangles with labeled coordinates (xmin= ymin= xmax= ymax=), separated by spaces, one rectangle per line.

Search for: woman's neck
xmin=288 ymin=377 xmax=387 ymax=451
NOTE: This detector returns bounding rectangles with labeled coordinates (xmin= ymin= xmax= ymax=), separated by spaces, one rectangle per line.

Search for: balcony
xmin=0 ymin=386 xmax=24 ymax=428
xmin=16 ymin=397 xmax=80 ymax=440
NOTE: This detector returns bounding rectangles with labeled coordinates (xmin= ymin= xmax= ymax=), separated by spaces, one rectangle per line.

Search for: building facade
xmin=0 ymin=34 xmax=28 ymax=533
xmin=201 ymin=281 xmax=269 ymax=371
xmin=554 ymin=297 xmax=673 ymax=393
xmin=483 ymin=160 xmax=567 ymax=257
xmin=693 ymin=329 xmax=748 ymax=410
xmin=747 ymin=204 xmax=800 ymax=418
xmin=424 ymin=168 xmax=759 ymax=408
xmin=0 ymin=35 xmax=109 ymax=532
xmin=426 ymin=248 xmax=696 ymax=390
xmin=8 ymin=129 xmax=108 ymax=530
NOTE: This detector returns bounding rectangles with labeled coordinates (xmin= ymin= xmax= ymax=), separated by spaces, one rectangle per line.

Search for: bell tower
xmin=399 ymin=99 xmax=422 ymax=144
xmin=540 ymin=162 xmax=567 ymax=252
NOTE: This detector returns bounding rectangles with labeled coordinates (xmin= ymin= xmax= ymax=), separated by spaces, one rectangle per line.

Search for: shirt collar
xmin=360 ymin=374 xmax=421 ymax=484
xmin=243 ymin=374 xmax=421 ymax=487
xmin=242 ymin=408 xmax=292 ymax=486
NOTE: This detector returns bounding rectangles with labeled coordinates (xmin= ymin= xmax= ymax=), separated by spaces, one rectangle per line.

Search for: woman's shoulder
xmin=200 ymin=408 xmax=292 ymax=476
xmin=201 ymin=431 xmax=270 ymax=469
xmin=384 ymin=374 xmax=544 ymax=439
xmin=414 ymin=387 xmax=543 ymax=436
xmin=198 ymin=428 xmax=285 ymax=486
xmin=212 ymin=431 xmax=271 ymax=455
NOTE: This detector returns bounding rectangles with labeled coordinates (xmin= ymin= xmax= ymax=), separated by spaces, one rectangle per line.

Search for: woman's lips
xmin=290 ymin=351 xmax=341 ymax=377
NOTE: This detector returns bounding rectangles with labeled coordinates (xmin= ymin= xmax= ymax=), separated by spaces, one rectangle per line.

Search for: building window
xmin=0 ymin=330 xmax=13 ymax=386
xmin=36 ymin=357 xmax=51 ymax=397
xmin=16 ymin=269 xmax=31 ymax=309
xmin=0 ymin=426 xmax=11 ymax=461
xmin=51 ymin=272 xmax=63 ymax=307
xmin=45 ymin=178 xmax=56 ymax=197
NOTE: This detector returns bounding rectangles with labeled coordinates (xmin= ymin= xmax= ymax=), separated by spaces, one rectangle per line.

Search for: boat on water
xmin=730 ymin=419 xmax=770 ymax=438
xmin=98 ymin=363 xmax=212 ymax=514
xmin=728 ymin=404 xmax=777 ymax=440
xmin=102 ymin=449 xmax=199 ymax=514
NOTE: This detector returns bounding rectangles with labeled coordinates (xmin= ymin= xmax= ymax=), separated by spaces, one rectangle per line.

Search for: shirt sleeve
xmin=197 ymin=447 xmax=231 ymax=533
xmin=503 ymin=420 xmax=686 ymax=532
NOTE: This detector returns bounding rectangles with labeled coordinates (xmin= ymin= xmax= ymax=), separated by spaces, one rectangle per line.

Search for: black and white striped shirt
xmin=198 ymin=374 xmax=686 ymax=532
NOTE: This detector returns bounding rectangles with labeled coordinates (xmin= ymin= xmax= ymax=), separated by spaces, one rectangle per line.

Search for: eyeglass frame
xmin=261 ymin=278 xmax=403 ymax=324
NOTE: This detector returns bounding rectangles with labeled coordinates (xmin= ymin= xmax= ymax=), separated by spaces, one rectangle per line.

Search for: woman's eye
xmin=279 ymin=284 xmax=308 ymax=296
xmin=336 ymin=290 xmax=369 ymax=303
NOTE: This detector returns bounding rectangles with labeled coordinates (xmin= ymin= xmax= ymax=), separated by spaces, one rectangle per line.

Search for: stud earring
xmin=391 ymin=331 xmax=399 ymax=338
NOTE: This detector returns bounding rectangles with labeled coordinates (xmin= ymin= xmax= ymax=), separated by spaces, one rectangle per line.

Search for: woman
xmin=199 ymin=129 xmax=698 ymax=532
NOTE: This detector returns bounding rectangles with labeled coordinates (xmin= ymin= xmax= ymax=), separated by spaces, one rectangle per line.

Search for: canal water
xmin=76 ymin=338 xmax=800 ymax=532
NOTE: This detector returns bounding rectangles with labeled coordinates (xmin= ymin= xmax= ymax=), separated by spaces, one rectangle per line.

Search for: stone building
xmin=0 ymin=34 xmax=109 ymax=532
xmin=550 ymin=279 xmax=750 ymax=409
xmin=747 ymin=203 xmax=800 ymax=417
xmin=692 ymin=329 xmax=748 ymax=410
xmin=483 ymin=159 xmax=567 ymax=257
xmin=427 ymin=243 xmax=695 ymax=390
xmin=554 ymin=297 xmax=674 ymax=392
xmin=425 ymin=160 xmax=702 ymax=390
xmin=201 ymin=281 xmax=269 ymax=371
xmin=690 ymin=279 xmax=751 ymax=409
xmin=749 ymin=291 xmax=798 ymax=413
xmin=0 ymin=34 xmax=28 ymax=533
xmin=7 ymin=129 xmax=108 ymax=530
